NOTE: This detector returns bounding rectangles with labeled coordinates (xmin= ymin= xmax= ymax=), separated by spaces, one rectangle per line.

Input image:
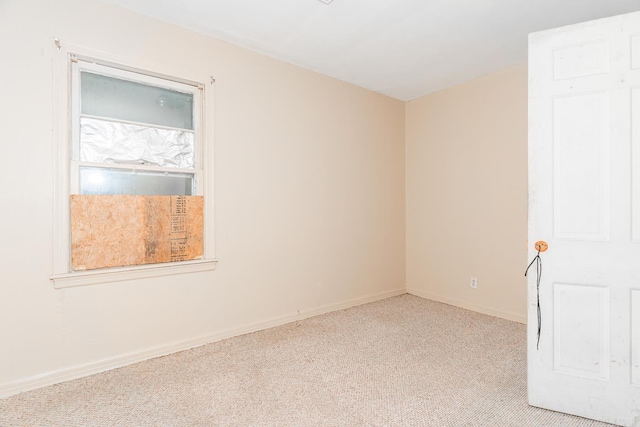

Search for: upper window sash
xmin=70 ymin=58 xmax=204 ymax=195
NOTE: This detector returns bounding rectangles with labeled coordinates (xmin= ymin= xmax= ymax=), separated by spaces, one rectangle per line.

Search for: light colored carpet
xmin=0 ymin=294 xmax=618 ymax=426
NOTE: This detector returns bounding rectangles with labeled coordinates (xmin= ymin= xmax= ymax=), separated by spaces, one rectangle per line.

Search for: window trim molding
xmin=51 ymin=38 xmax=216 ymax=288
xmin=51 ymin=259 xmax=217 ymax=288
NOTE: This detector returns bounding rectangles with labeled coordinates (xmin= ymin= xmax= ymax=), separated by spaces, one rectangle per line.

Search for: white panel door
xmin=529 ymin=11 xmax=640 ymax=427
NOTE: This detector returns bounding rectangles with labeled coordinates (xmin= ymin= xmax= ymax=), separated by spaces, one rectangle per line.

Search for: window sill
xmin=50 ymin=259 xmax=217 ymax=289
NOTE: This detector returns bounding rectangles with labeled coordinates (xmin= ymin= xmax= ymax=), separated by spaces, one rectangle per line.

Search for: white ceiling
xmin=102 ymin=0 xmax=640 ymax=101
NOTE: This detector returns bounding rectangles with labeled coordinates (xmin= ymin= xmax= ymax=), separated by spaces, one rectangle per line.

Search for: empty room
xmin=1 ymin=0 xmax=639 ymax=425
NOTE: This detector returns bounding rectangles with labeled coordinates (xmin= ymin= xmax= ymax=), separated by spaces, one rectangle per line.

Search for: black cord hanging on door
xmin=525 ymin=241 xmax=546 ymax=350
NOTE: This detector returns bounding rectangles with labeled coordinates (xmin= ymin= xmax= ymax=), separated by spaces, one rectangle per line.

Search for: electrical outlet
xmin=470 ymin=278 xmax=478 ymax=289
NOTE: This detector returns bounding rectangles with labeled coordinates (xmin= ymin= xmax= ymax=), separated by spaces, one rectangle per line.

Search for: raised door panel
xmin=553 ymin=92 xmax=610 ymax=240
xmin=553 ymin=283 xmax=610 ymax=380
xmin=632 ymin=35 xmax=640 ymax=70
xmin=553 ymin=40 xmax=609 ymax=80
xmin=633 ymin=88 xmax=640 ymax=242
xmin=633 ymin=290 xmax=640 ymax=386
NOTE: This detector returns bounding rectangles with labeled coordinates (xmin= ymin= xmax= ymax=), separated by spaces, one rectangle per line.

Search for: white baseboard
xmin=407 ymin=288 xmax=527 ymax=324
xmin=0 ymin=287 xmax=405 ymax=399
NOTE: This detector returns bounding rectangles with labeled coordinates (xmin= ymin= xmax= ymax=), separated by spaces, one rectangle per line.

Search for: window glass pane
xmin=80 ymin=167 xmax=193 ymax=196
xmin=81 ymin=71 xmax=194 ymax=130
xmin=80 ymin=117 xmax=195 ymax=168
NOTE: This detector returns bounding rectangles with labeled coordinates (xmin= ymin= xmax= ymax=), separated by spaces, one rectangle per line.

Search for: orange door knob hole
xmin=535 ymin=241 xmax=548 ymax=252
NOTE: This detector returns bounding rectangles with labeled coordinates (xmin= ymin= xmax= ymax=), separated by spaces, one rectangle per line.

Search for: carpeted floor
xmin=0 ymin=294 xmax=618 ymax=426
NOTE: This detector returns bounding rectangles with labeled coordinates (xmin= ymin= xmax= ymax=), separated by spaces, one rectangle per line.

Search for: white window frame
xmin=70 ymin=59 xmax=203 ymax=196
xmin=50 ymin=38 xmax=216 ymax=288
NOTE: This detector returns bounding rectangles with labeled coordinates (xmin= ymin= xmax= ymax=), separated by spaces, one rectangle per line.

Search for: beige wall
xmin=0 ymin=0 xmax=405 ymax=395
xmin=406 ymin=64 xmax=528 ymax=323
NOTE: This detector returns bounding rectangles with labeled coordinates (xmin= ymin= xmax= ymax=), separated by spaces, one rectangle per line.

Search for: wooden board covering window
xmin=70 ymin=195 xmax=203 ymax=271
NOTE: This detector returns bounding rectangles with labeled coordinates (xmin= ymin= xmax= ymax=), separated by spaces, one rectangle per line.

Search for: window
xmin=71 ymin=60 xmax=201 ymax=196
xmin=51 ymin=39 xmax=216 ymax=288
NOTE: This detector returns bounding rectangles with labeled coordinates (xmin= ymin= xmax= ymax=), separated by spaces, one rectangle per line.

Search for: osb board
xmin=70 ymin=195 xmax=203 ymax=271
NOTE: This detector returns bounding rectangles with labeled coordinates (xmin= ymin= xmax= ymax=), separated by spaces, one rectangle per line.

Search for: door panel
xmin=553 ymin=40 xmax=609 ymax=80
xmin=633 ymin=290 xmax=640 ymax=386
xmin=632 ymin=35 xmax=640 ymax=70
xmin=632 ymin=87 xmax=640 ymax=242
xmin=529 ymin=11 xmax=640 ymax=427
xmin=553 ymin=283 xmax=610 ymax=380
xmin=553 ymin=92 xmax=610 ymax=240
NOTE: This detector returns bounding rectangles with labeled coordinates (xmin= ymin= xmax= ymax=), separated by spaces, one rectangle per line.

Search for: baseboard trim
xmin=406 ymin=288 xmax=527 ymax=324
xmin=0 ymin=287 xmax=405 ymax=399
